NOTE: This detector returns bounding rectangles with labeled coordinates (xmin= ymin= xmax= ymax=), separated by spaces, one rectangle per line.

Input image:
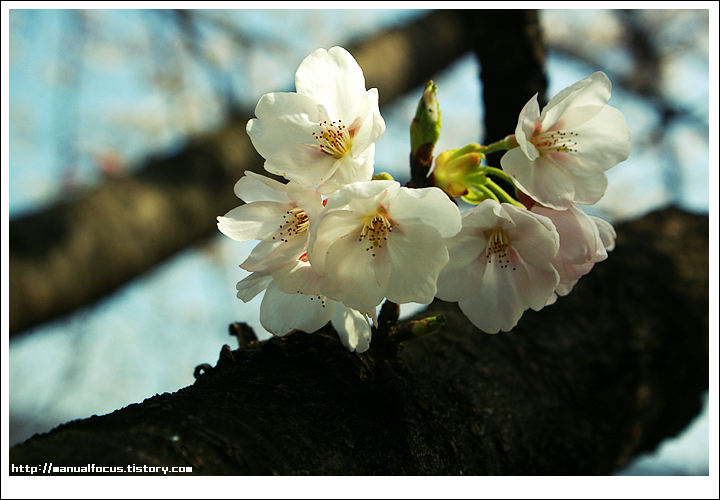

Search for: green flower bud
xmin=410 ymin=81 xmax=442 ymax=156
xmin=408 ymin=315 xmax=447 ymax=337
xmin=433 ymin=146 xmax=483 ymax=197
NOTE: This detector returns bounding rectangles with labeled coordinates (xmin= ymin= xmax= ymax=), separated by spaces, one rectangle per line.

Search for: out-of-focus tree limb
xmin=544 ymin=10 xmax=707 ymax=128
xmin=9 ymin=208 xmax=709 ymax=475
xmin=9 ymin=10 xmax=475 ymax=337
xmin=468 ymin=10 xmax=547 ymax=146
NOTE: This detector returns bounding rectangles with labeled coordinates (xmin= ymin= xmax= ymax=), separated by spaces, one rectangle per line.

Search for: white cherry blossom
xmin=436 ymin=199 xmax=560 ymax=333
xmin=532 ymin=203 xmax=616 ymax=299
xmin=501 ymin=72 xmax=631 ymax=210
xmin=217 ymin=172 xmax=323 ymax=273
xmin=308 ymin=180 xmax=462 ymax=313
xmin=235 ymin=255 xmax=372 ymax=353
xmin=247 ymin=46 xmax=385 ymax=194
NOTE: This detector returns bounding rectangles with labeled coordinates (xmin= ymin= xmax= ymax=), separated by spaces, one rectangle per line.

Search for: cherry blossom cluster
xmin=218 ymin=46 xmax=630 ymax=351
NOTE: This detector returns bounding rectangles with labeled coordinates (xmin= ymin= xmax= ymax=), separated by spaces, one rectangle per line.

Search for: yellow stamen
xmin=485 ymin=227 xmax=516 ymax=270
xmin=532 ymin=129 xmax=579 ymax=154
xmin=312 ymin=119 xmax=353 ymax=159
xmin=359 ymin=208 xmax=393 ymax=257
xmin=272 ymin=207 xmax=310 ymax=243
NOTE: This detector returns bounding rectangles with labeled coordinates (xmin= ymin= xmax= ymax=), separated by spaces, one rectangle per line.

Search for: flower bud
xmin=433 ymin=145 xmax=483 ymax=197
xmin=410 ymin=81 xmax=442 ymax=156
xmin=408 ymin=315 xmax=447 ymax=336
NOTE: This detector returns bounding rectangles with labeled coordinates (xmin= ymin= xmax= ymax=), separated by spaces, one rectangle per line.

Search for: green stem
xmin=473 ymin=184 xmax=499 ymax=203
xmin=479 ymin=166 xmax=516 ymax=185
xmin=478 ymin=134 xmax=518 ymax=155
xmin=486 ymin=179 xmax=524 ymax=208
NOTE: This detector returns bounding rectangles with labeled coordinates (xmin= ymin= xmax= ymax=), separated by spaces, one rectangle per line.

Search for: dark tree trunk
xmin=10 ymin=208 xmax=709 ymax=475
xmin=468 ymin=10 xmax=547 ymax=159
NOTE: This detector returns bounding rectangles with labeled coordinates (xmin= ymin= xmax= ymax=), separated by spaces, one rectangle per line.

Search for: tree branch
xmin=9 ymin=10 xmax=476 ymax=337
xmin=9 ymin=208 xmax=709 ymax=475
xmin=468 ymin=10 xmax=547 ymax=153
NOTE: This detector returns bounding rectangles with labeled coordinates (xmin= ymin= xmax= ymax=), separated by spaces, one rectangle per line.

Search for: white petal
xmin=567 ymin=105 xmax=631 ymax=172
xmin=307 ymin=210 xmax=364 ymax=275
xmin=540 ymin=72 xmax=612 ymax=130
xmin=507 ymin=246 xmax=560 ymax=312
xmin=503 ymin=205 xmax=560 ymax=270
xmin=236 ymin=273 xmax=272 ymax=302
xmin=285 ymin=183 xmax=324 ymax=220
xmin=263 ymin=143 xmax=338 ymax=188
xmin=331 ymin=303 xmax=372 ymax=353
xmin=436 ymin=227 xmax=487 ymax=302
xmin=533 ymin=205 xmax=595 ymax=264
xmin=217 ymin=202 xmax=289 ymax=242
xmin=247 ymin=92 xmax=319 ymax=160
xmin=555 ymin=279 xmax=578 ymax=297
xmin=271 ymin=257 xmax=324 ymax=296
xmin=315 ymin=149 xmax=374 ymax=195
xmin=545 ymin=291 xmax=559 ymax=306
xmin=233 ymin=171 xmax=290 ymax=204
xmin=240 ymin=232 xmax=307 ymax=273
xmin=458 ymin=260 xmax=528 ymax=334
xmin=386 ymin=186 xmax=462 ymax=238
xmin=260 ymin=282 xmax=333 ymax=336
xmin=362 ymin=89 xmax=386 ymax=146
xmin=592 ymin=216 xmax=617 ymax=252
xmin=502 ymin=148 xmax=577 ymax=210
xmin=556 ymin=160 xmax=608 ymax=207
xmin=375 ymin=223 xmax=449 ymax=305
xmin=323 ymin=179 xmax=398 ymax=213
xmin=463 ymin=199 xmax=515 ymax=227
xmin=320 ymin=232 xmax=385 ymax=312
xmin=347 ymin=92 xmax=370 ymax=146
xmin=348 ymin=90 xmax=385 ymax=155
xmin=295 ymin=46 xmax=366 ymax=125
xmin=515 ymin=93 xmax=541 ymax=161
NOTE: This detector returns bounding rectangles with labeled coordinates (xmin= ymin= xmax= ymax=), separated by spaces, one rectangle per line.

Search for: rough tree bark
xmin=9 ymin=10 xmax=475 ymax=337
xmin=9 ymin=208 xmax=709 ymax=475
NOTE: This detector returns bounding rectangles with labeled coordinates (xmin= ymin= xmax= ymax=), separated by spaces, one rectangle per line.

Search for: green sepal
xmin=372 ymin=172 xmax=395 ymax=181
